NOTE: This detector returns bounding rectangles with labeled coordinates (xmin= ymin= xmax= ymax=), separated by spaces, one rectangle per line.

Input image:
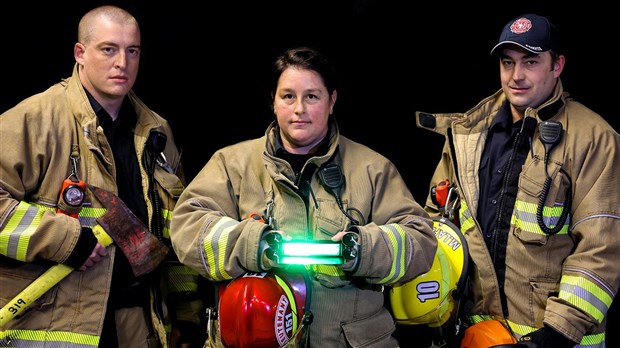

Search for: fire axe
xmin=0 ymin=185 xmax=169 ymax=328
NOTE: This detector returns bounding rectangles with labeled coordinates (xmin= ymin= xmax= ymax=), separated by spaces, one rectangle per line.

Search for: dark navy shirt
xmin=85 ymin=92 xmax=148 ymax=226
xmin=477 ymin=102 xmax=523 ymax=249
xmin=85 ymin=90 xmax=150 ymax=305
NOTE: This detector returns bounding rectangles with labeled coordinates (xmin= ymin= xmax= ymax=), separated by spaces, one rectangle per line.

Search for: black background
xmin=2 ymin=1 xmax=618 ymax=345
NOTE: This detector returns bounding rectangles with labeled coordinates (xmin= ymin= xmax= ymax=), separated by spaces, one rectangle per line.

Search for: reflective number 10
xmin=416 ymin=281 xmax=440 ymax=302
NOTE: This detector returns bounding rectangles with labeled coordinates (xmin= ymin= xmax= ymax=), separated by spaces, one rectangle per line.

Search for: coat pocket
xmin=154 ymin=168 xmax=184 ymax=200
xmin=513 ymin=160 xmax=572 ymax=245
xmin=0 ymin=261 xmax=58 ymax=320
xmin=342 ymin=308 xmax=398 ymax=348
xmin=315 ymin=197 xmax=347 ymax=237
xmin=528 ymin=278 xmax=559 ymax=325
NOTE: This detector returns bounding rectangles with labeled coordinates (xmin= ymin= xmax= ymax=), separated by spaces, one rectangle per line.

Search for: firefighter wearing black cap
xmin=416 ymin=14 xmax=620 ymax=348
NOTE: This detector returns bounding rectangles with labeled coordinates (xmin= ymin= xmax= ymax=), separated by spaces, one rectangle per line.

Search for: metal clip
xmin=155 ymin=152 xmax=175 ymax=174
xmin=265 ymin=201 xmax=274 ymax=229
xmin=443 ymin=186 xmax=459 ymax=221
xmin=70 ymin=144 xmax=80 ymax=181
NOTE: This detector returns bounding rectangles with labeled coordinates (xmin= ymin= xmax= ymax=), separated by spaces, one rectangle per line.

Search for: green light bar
xmin=282 ymin=241 xmax=342 ymax=257
xmin=279 ymin=241 xmax=344 ymax=265
xmin=280 ymin=256 xmax=344 ymax=265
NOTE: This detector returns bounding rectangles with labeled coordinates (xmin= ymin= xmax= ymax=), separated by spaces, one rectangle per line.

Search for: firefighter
xmin=416 ymin=14 xmax=620 ymax=347
xmin=0 ymin=5 xmax=204 ymax=347
xmin=170 ymin=46 xmax=437 ymax=347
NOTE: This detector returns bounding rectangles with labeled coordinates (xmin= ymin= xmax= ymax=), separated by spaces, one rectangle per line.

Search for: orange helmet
xmin=460 ymin=320 xmax=517 ymax=348
xmin=217 ymin=268 xmax=311 ymax=348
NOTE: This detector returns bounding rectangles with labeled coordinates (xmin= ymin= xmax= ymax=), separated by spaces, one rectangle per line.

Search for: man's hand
xmin=331 ymin=231 xmax=360 ymax=271
xmin=259 ymin=230 xmax=287 ymax=270
xmin=77 ymin=242 xmax=108 ymax=271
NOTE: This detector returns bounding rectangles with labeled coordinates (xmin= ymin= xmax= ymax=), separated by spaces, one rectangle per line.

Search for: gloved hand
xmin=259 ymin=230 xmax=286 ymax=271
xmin=331 ymin=231 xmax=360 ymax=272
xmin=63 ymin=225 xmax=110 ymax=271
xmin=171 ymin=320 xmax=206 ymax=347
xmin=517 ymin=325 xmax=577 ymax=348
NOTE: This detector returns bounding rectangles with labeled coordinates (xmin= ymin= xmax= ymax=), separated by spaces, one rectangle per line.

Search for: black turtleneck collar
xmin=274 ymin=128 xmax=331 ymax=174
xmin=83 ymin=88 xmax=136 ymax=132
xmin=537 ymin=98 xmax=564 ymax=121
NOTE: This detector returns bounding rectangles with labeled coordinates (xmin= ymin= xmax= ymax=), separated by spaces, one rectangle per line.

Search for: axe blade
xmin=88 ymin=184 xmax=169 ymax=276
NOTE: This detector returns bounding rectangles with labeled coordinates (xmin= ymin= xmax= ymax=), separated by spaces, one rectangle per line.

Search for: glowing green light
xmin=281 ymin=256 xmax=344 ymax=265
xmin=281 ymin=241 xmax=342 ymax=257
xmin=278 ymin=241 xmax=344 ymax=265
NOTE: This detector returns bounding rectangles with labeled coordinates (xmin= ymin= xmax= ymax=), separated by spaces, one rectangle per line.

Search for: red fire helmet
xmin=218 ymin=269 xmax=310 ymax=348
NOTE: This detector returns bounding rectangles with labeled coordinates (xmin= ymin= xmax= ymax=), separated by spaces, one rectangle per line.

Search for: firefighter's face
xmin=499 ymin=45 xmax=564 ymax=117
xmin=273 ymin=67 xmax=336 ymax=155
xmin=74 ymin=16 xmax=141 ymax=107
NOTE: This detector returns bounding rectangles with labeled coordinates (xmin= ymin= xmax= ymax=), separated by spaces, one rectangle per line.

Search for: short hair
xmin=77 ymin=5 xmax=139 ymax=44
xmin=271 ymin=46 xmax=341 ymax=96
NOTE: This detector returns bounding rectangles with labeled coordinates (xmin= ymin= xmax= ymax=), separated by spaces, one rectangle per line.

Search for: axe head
xmin=88 ymin=184 xmax=169 ymax=276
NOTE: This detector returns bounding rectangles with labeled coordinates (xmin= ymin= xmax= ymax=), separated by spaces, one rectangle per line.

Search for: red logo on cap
xmin=510 ymin=18 xmax=532 ymax=34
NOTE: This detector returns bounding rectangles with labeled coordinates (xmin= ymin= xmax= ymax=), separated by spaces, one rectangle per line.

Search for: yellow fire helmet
xmin=389 ymin=217 xmax=469 ymax=328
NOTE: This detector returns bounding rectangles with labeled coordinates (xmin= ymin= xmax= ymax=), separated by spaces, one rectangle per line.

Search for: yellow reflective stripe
xmin=377 ymin=224 xmax=406 ymax=284
xmin=31 ymin=203 xmax=105 ymax=229
xmin=34 ymin=205 xmax=55 ymax=212
xmin=506 ymin=319 xmax=605 ymax=346
xmin=77 ymin=206 xmax=106 ymax=218
xmin=578 ymin=332 xmax=605 ymax=347
xmin=512 ymin=200 xmax=569 ymax=235
xmin=467 ymin=318 xmax=537 ymax=339
xmin=78 ymin=207 xmax=106 ymax=228
xmin=1 ymin=202 xmax=46 ymax=261
xmin=33 ymin=203 xmax=105 ymax=230
xmin=162 ymin=208 xmax=172 ymax=239
xmin=466 ymin=317 xmax=530 ymax=338
xmin=204 ymin=217 xmax=237 ymax=281
xmin=31 ymin=204 xmax=105 ymax=229
xmin=505 ymin=319 xmax=532 ymax=337
xmin=0 ymin=329 xmax=99 ymax=347
xmin=560 ymin=275 xmax=613 ymax=323
xmin=467 ymin=314 xmax=494 ymax=324
xmin=468 ymin=317 xmax=605 ymax=346
xmin=274 ymin=274 xmax=298 ymax=338
xmin=1 ymin=203 xmax=106 ymax=261
xmin=165 ymin=265 xmax=199 ymax=293
xmin=459 ymin=201 xmax=475 ymax=233
xmin=310 ymin=264 xmax=344 ymax=277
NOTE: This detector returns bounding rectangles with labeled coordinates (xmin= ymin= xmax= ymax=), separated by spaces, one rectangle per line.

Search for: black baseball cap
xmin=490 ymin=14 xmax=561 ymax=56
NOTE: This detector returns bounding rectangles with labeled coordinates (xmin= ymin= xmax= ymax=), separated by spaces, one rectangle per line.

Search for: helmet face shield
xmin=389 ymin=217 xmax=469 ymax=328
xmin=213 ymin=269 xmax=311 ymax=348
